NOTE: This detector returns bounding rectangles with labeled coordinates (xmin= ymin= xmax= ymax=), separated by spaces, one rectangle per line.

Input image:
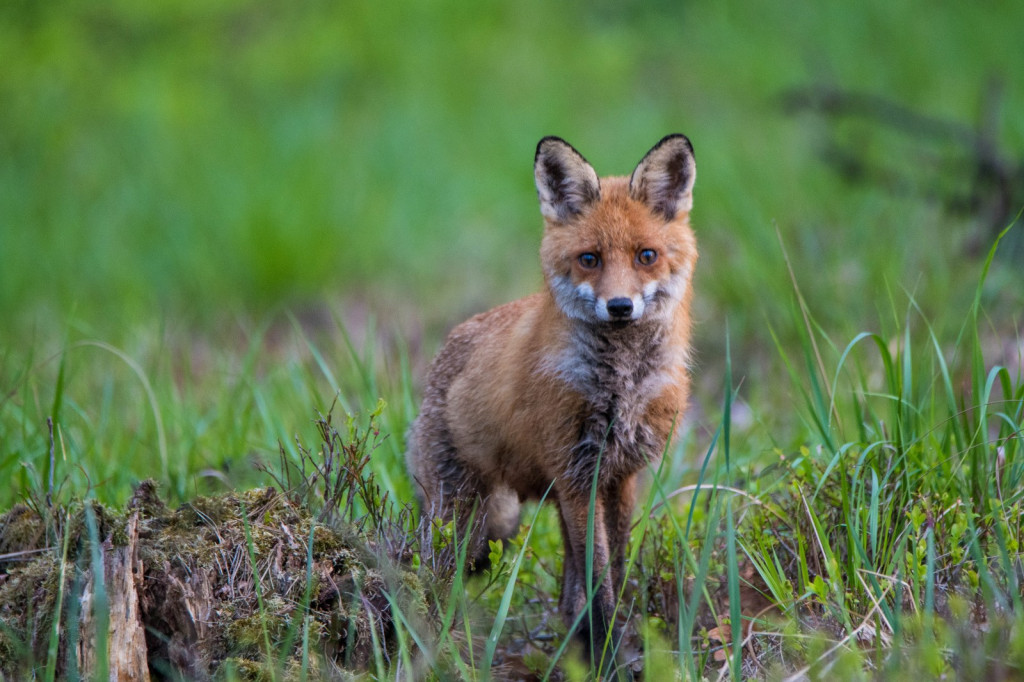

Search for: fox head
xmin=534 ymin=135 xmax=698 ymax=326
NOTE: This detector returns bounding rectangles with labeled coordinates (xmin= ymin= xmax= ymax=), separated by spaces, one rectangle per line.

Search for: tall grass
xmin=723 ymin=228 xmax=1024 ymax=677
xmin=374 ymin=228 xmax=1022 ymax=679
xmin=1 ymin=239 xmax=1020 ymax=678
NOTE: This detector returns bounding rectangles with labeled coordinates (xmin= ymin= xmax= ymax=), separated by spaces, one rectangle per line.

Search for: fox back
xmin=407 ymin=134 xmax=698 ymax=667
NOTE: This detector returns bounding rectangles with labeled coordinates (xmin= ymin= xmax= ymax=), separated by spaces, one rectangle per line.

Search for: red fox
xmin=407 ymin=135 xmax=697 ymax=663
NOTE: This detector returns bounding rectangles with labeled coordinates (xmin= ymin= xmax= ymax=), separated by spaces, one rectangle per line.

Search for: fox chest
xmin=542 ymin=324 xmax=680 ymax=488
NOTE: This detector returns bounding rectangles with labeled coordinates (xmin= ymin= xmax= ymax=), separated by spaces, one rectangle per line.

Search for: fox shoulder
xmin=421 ymin=296 xmax=541 ymax=391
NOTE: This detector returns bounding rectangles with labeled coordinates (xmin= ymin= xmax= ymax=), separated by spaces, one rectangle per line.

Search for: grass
xmin=2 ymin=0 xmax=1024 ymax=678
xmin=399 ymin=236 xmax=1019 ymax=679
xmin=399 ymin=231 xmax=1020 ymax=679
xmin=1 ymin=245 xmax=1021 ymax=677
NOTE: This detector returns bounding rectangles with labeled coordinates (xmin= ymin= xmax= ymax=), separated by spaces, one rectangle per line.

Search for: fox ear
xmin=534 ymin=137 xmax=601 ymax=222
xmin=629 ymin=134 xmax=696 ymax=220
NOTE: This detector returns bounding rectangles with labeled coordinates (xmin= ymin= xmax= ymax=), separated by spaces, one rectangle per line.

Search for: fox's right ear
xmin=534 ymin=137 xmax=601 ymax=222
xmin=629 ymin=134 xmax=696 ymax=221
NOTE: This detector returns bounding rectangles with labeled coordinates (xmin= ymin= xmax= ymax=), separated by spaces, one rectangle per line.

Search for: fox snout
xmin=571 ymin=278 xmax=672 ymax=324
xmin=597 ymin=293 xmax=644 ymax=322
xmin=562 ymin=281 xmax=651 ymax=324
xmin=605 ymin=297 xmax=633 ymax=319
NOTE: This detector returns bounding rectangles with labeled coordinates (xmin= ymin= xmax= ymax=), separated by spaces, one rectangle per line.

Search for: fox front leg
xmin=557 ymin=489 xmax=621 ymax=668
xmin=603 ymin=474 xmax=637 ymax=595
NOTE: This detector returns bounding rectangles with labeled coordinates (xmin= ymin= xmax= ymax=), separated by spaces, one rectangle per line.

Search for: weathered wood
xmin=142 ymin=557 xmax=217 ymax=681
xmin=77 ymin=511 xmax=151 ymax=682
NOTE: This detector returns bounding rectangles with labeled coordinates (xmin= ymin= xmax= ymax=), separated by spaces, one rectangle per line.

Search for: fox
xmin=406 ymin=134 xmax=697 ymax=664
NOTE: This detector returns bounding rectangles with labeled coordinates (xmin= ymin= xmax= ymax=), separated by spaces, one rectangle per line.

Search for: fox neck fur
xmin=540 ymin=301 xmax=687 ymax=488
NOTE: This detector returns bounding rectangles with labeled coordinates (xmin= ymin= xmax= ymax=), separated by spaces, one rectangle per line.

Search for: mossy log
xmin=0 ymin=483 xmax=427 ymax=680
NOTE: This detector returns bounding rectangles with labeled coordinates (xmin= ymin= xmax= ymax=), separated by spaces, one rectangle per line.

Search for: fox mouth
xmin=604 ymin=317 xmax=636 ymax=328
xmin=594 ymin=315 xmax=647 ymax=333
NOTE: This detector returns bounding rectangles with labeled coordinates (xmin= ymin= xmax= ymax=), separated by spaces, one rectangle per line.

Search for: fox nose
xmin=606 ymin=297 xmax=634 ymax=319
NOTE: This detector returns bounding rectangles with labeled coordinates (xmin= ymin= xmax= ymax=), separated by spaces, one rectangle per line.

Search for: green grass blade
xmin=382 ymin=590 xmax=431 ymax=680
xmin=726 ymin=498 xmax=742 ymax=680
xmin=488 ymin=484 xmax=555 ymax=676
xmin=723 ymin=326 xmax=732 ymax=472
xmin=924 ymin=525 xmax=935 ymax=616
xmin=43 ymin=510 xmax=72 ymax=682
xmin=869 ymin=467 xmax=880 ymax=564
xmin=681 ymin=496 xmax=723 ymax=675
xmin=239 ymin=501 xmax=276 ymax=682
xmin=84 ymin=504 xmax=110 ymax=682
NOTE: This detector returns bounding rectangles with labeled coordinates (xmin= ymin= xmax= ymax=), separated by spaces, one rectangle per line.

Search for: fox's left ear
xmin=534 ymin=136 xmax=601 ymax=223
xmin=629 ymin=134 xmax=696 ymax=220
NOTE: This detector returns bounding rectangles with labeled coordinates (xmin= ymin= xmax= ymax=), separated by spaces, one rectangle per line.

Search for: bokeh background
xmin=2 ymin=0 xmax=1022 ymax=504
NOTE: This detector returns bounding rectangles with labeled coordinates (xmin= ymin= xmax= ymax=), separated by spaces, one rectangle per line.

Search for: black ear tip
xmin=535 ymin=135 xmax=570 ymax=161
xmin=654 ymin=133 xmax=695 ymax=158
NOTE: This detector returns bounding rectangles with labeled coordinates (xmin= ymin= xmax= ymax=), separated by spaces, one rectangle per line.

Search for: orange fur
xmin=407 ymin=135 xmax=698 ymax=663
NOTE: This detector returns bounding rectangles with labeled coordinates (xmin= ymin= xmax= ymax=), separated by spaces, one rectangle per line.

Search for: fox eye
xmin=637 ymin=249 xmax=657 ymax=266
xmin=578 ymin=253 xmax=600 ymax=269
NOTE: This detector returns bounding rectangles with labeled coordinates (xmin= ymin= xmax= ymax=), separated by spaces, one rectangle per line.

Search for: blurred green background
xmin=1 ymin=0 xmax=1022 ymax=504
xmin=4 ymin=0 xmax=1021 ymax=327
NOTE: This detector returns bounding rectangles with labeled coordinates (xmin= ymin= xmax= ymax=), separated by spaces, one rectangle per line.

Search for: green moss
xmin=218 ymin=656 xmax=274 ymax=682
xmin=109 ymin=517 xmax=130 ymax=546
xmin=281 ymin=656 xmax=333 ymax=682
xmin=225 ymin=612 xmax=275 ymax=654
xmin=396 ymin=569 xmax=430 ymax=623
xmin=0 ymin=505 xmax=47 ymax=559
xmin=0 ymin=552 xmax=61 ymax=664
xmin=0 ymin=619 xmax=19 ymax=671
xmin=306 ymin=521 xmax=343 ymax=555
xmin=175 ymin=493 xmax=242 ymax=528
